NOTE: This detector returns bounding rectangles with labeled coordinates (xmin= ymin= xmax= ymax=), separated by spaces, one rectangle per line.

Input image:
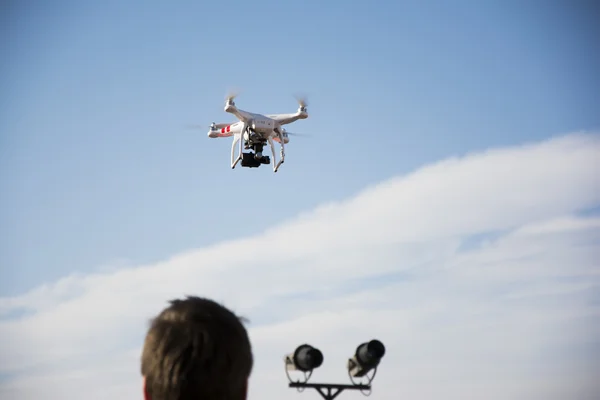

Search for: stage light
xmin=347 ymin=339 xmax=385 ymax=378
xmin=285 ymin=344 xmax=324 ymax=372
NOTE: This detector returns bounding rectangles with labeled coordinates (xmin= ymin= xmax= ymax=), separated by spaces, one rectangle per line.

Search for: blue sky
xmin=1 ymin=0 xmax=598 ymax=299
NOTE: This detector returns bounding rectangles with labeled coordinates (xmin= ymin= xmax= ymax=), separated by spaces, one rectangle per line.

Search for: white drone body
xmin=207 ymin=94 xmax=308 ymax=172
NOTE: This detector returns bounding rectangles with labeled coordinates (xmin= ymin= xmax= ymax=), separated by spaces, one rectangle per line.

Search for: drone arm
xmin=267 ymin=113 xmax=300 ymax=126
xmin=225 ymin=104 xmax=251 ymax=123
xmin=268 ymin=109 xmax=308 ymax=125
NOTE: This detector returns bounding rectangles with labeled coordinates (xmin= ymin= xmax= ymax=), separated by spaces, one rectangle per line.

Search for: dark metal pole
xmin=289 ymin=382 xmax=371 ymax=400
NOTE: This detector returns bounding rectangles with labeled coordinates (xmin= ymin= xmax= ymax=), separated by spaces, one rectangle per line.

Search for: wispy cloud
xmin=1 ymin=132 xmax=599 ymax=400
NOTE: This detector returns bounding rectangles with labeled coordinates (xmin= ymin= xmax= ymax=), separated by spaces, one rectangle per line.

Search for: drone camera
xmin=347 ymin=339 xmax=385 ymax=378
xmin=241 ymin=152 xmax=270 ymax=168
xmin=285 ymin=344 xmax=324 ymax=372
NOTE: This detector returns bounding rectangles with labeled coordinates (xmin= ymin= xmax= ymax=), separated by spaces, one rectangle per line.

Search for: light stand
xmin=288 ymin=382 xmax=371 ymax=400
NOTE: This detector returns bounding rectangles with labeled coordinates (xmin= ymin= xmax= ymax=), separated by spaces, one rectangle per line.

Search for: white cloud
xmin=1 ymin=132 xmax=599 ymax=400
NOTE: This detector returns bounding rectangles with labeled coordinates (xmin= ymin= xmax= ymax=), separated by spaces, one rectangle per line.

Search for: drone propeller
xmin=294 ymin=94 xmax=308 ymax=111
xmin=184 ymin=124 xmax=208 ymax=130
xmin=184 ymin=122 xmax=225 ymax=132
xmin=225 ymin=88 xmax=241 ymax=105
xmin=282 ymin=129 xmax=310 ymax=137
xmin=286 ymin=131 xmax=310 ymax=137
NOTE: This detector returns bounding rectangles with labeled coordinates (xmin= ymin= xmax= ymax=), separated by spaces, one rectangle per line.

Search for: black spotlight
xmin=348 ymin=340 xmax=385 ymax=377
xmin=285 ymin=344 xmax=324 ymax=372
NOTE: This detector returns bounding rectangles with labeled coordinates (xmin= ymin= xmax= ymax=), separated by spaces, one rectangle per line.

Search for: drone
xmin=207 ymin=93 xmax=308 ymax=172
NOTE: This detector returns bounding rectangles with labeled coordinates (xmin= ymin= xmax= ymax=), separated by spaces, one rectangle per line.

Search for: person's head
xmin=141 ymin=296 xmax=253 ymax=400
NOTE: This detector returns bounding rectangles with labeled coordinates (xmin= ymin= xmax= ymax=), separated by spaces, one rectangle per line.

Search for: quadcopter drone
xmin=207 ymin=93 xmax=308 ymax=172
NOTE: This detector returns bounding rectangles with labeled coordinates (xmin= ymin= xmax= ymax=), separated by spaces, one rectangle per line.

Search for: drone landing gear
xmin=231 ymin=132 xmax=244 ymax=169
xmin=269 ymin=134 xmax=285 ymax=173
